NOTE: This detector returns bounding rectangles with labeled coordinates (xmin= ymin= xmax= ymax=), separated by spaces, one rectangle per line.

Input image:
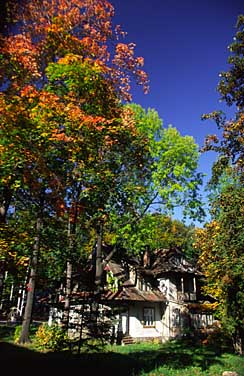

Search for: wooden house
xmin=49 ymin=248 xmax=216 ymax=344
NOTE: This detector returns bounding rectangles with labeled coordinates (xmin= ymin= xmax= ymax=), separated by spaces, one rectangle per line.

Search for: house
xmin=48 ymin=248 xmax=217 ymax=344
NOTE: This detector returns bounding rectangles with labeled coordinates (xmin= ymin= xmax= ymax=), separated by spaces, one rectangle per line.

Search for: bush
xmin=13 ymin=323 xmax=39 ymax=343
xmin=0 ymin=324 xmax=16 ymax=341
xmin=201 ymin=326 xmax=233 ymax=353
xmin=13 ymin=325 xmax=22 ymax=343
xmin=33 ymin=323 xmax=68 ymax=351
xmin=81 ymin=338 xmax=108 ymax=353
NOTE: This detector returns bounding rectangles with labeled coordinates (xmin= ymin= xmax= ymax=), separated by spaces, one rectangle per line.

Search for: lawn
xmin=112 ymin=341 xmax=244 ymax=375
xmin=1 ymin=324 xmax=244 ymax=375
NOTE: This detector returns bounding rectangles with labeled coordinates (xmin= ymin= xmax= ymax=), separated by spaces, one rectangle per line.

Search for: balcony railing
xmin=177 ymin=292 xmax=196 ymax=301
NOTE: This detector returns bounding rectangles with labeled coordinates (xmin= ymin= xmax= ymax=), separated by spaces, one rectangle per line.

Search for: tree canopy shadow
xmin=0 ymin=339 xmax=227 ymax=375
xmin=0 ymin=341 xmax=138 ymax=375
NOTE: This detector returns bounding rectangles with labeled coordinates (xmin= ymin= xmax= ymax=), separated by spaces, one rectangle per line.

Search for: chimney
xmin=143 ymin=250 xmax=150 ymax=268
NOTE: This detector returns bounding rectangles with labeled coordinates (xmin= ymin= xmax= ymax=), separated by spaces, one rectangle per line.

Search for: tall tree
xmin=1 ymin=0 xmax=204 ymax=343
xmin=97 ymin=104 xmax=204 ymax=271
xmin=201 ymin=14 xmax=244 ymax=182
xmin=109 ymin=212 xmax=196 ymax=258
xmin=0 ymin=0 xmax=149 ymax=342
xmin=194 ymin=177 xmax=244 ymax=354
xmin=0 ymin=0 xmax=149 ymax=225
xmin=198 ymin=14 xmax=244 ymax=354
xmin=18 ymin=195 xmax=44 ymax=344
xmin=127 ymin=104 xmax=204 ymax=220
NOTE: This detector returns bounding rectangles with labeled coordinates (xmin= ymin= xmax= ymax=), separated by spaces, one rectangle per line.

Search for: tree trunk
xmin=233 ymin=328 xmax=243 ymax=355
xmin=62 ymin=212 xmax=77 ymax=329
xmin=0 ymin=186 xmax=12 ymax=224
xmin=62 ymin=259 xmax=72 ymax=329
xmin=0 ymin=187 xmax=12 ymax=308
xmin=95 ymin=229 xmax=103 ymax=293
xmin=88 ymin=227 xmax=103 ymax=339
xmin=0 ymin=261 xmax=6 ymax=310
xmin=18 ymin=215 xmax=42 ymax=344
xmin=17 ymin=273 xmax=28 ymax=318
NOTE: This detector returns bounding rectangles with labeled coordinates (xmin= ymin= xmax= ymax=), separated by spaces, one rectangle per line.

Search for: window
xmin=184 ymin=276 xmax=194 ymax=293
xmin=143 ymin=307 xmax=155 ymax=327
xmin=172 ymin=308 xmax=181 ymax=327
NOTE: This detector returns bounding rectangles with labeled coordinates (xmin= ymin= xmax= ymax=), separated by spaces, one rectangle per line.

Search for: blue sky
xmin=110 ymin=0 xmax=243 ymax=224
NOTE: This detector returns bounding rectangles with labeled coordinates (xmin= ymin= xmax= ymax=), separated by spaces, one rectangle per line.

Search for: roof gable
xmin=150 ymin=248 xmax=202 ymax=276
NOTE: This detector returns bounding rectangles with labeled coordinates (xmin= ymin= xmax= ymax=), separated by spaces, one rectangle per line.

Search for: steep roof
xmin=104 ymin=286 xmax=166 ymax=302
xmin=149 ymin=248 xmax=202 ymax=277
xmin=105 ymin=260 xmax=126 ymax=280
xmin=64 ymin=286 xmax=166 ymax=304
xmin=67 ymin=247 xmax=201 ymax=305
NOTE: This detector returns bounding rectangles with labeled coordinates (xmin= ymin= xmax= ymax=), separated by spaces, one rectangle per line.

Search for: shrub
xmin=34 ymin=323 xmax=68 ymax=351
xmin=13 ymin=325 xmax=22 ymax=343
xmin=13 ymin=323 xmax=39 ymax=343
xmin=82 ymin=338 xmax=107 ymax=353
xmin=202 ymin=326 xmax=233 ymax=353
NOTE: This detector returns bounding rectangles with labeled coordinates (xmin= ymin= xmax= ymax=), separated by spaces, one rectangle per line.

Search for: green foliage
xmin=14 ymin=324 xmax=38 ymax=343
xmin=128 ymin=103 xmax=204 ymax=221
xmin=33 ymin=323 xmax=68 ymax=351
xmin=106 ymin=270 xmax=119 ymax=292
xmin=196 ymin=173 xmax=244 ymax=353
xmin=202 ymin=14 xmax=244 ymax=180
xmin=46 ymin=55 xmax=119 ymax=117
xmin=13 ymin=325 xmax=22 ymax=343
xmin=217 ymin=14 xmax=244 ymax=110
xmin=200 ymin=14 xmax=244 ymax=354
xmin=81 ymin=338 xmax=108 ymax=353
xmin=111 ymin=212 xmax=196 ymax=257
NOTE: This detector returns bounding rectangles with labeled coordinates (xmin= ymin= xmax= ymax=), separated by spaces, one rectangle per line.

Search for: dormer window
xmin=174 ymin=255 xmax=182 ymax=265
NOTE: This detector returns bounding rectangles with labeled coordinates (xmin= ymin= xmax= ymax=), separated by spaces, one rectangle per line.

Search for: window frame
xmin=142 ymin=307 xmax=155 ymax=328
xmin=172 ymin=307 xmax=181 ymax=328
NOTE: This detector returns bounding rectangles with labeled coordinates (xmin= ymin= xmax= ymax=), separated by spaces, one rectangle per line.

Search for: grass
xmin=1 ymin=323 xmax=244 ymax=375
xmin=112 ymin=340 xmax=244 ymax=375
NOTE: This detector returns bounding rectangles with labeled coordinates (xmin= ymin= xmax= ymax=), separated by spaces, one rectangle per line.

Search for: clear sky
xmin=110 ymin=0 xmax=243 ymax=224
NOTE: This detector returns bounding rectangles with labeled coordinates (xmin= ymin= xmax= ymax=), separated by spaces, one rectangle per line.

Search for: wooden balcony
xmin=177 ymin=292 xmax=196 ymax=302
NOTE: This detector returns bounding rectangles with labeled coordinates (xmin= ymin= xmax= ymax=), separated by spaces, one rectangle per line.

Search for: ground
xmin=1 ymin=324 xmax=244 ymax=375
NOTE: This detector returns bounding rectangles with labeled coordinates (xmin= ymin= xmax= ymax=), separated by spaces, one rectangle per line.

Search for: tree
xmin=1 ymin=0 xmax=205 ymax=345
xmin=198 ymin=14 xmax=244 ymax=354
xmin=201 ymin=14 xmax=244 ymax=182
xmin=97 ymin=104 xmax=204 ymax=270
xmin=127 ymin=104 xmax=204 ymax=220
xmin=194 ymin=178 xmax=244 ymax=354
xmin=111 ymin=212 xmax=196 ymax=258
xmin=0 ymin=0 xmax=149 ymax=342
xmin=0 ymin=0 xmax=149 ymax=225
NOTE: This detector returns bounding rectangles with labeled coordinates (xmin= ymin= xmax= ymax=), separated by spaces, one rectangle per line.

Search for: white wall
xmin=161 ymin=301 xmax=185 ymax=340
xmin=158 ymin=277 xmax=178 ymax=300
xmin=127 ymin=303 xmax=163 ymax=339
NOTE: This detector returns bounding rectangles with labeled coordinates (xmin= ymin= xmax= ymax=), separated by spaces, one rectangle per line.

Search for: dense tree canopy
xmin=194 ymin=177 xmax=244 ymax=354
xmin=196 ymin=14 xmax=244 ymax=354
xmin=0 ymin=0 xmax=205 ymax=345
xmin=128 ymin=104 xmax=204 ymax=219
xmin=0 ymin=0 xmax=151 ymax=342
